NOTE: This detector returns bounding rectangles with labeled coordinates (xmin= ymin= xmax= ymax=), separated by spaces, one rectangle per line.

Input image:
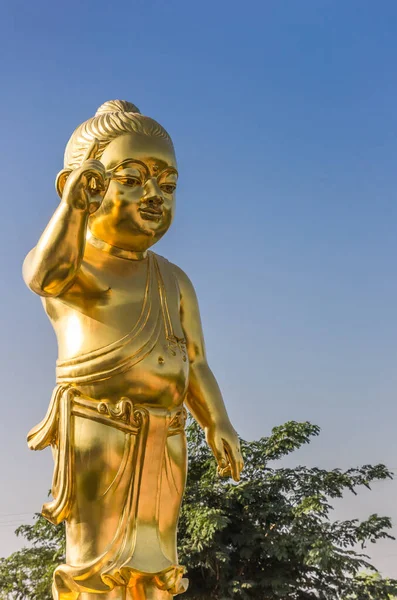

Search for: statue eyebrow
xmin=157 ymin=167 xmax=179 ymax=179
xmin=108 ymin=159 xmax=150 ymax=177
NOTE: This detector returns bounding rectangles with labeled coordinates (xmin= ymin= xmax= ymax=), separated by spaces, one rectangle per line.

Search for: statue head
xmin=59 ymin=100 xmax=178 ymax=252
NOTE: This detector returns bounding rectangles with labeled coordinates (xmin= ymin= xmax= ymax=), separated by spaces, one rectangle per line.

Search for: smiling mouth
xmin=139 ymin=207 xmax=163 ymax=221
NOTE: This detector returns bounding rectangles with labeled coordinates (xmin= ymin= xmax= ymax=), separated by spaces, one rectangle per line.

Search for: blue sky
xmin=1 ymin=0 xmax=397 ymax=576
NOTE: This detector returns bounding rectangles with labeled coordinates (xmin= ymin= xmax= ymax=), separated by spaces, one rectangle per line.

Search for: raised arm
xmin=23 ymin=141 xmax=108 ymax=297
xmin=173 ymin=265 xmax=244 ymax=481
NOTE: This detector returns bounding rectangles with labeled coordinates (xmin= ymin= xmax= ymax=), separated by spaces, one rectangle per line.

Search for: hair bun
xmin=95 ymin=99 xmax=141 ymax=116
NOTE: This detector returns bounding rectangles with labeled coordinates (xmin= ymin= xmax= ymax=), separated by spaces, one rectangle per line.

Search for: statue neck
xmin=86 ymin=230 xmax=148 ymax=261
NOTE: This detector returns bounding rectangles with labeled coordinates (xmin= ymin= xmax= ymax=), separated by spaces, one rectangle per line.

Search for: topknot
xmin=95 ymin=99 xmax=141 ymax=116
xmin=64 ymin=99 xmax=172 ymax=169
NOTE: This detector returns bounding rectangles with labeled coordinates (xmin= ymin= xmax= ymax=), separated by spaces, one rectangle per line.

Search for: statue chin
xmin=88 ymin=215 xmax=171 ymax=253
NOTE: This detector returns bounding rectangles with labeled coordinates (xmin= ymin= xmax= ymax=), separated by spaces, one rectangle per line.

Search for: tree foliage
xmin=1 ymin=420 xmax=396 ymax=599
xmin=178 ymin=420 xmax=397 ymax=599
xmin=0 ymin=516 xmax=64 ymax=600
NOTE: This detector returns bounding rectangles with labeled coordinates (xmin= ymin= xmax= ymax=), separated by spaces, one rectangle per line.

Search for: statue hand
xmin=205 ymin=421 xmax=244 ymax=482
xmin=56 ymin=139 xmax=109 ymax=214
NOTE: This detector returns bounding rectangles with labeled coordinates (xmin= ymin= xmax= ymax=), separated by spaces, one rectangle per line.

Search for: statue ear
xmin=55 ymin=169 xmax=72 ymax=199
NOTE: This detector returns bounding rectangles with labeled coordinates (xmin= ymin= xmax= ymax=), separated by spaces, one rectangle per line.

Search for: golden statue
xmin=23 ymin=100 xmax=243 ymax=600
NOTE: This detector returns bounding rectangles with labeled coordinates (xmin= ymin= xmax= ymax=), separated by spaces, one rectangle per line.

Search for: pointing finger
xmin=82 ymin=138 xmax=100 ymax=163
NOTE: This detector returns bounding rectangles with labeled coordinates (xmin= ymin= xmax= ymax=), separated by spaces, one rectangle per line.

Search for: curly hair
xmin=64 ymin=100 xmax=174 ymax=169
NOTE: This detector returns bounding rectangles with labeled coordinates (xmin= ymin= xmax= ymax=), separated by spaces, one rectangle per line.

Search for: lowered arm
xmin=173 ymin=264 xmax=244 ymax=481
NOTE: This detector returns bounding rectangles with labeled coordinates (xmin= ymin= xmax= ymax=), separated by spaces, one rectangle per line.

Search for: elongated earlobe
xmin=55 ymin=169 xmax=72 ymax=199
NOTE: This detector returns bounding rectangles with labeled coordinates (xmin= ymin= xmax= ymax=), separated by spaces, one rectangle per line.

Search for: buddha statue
xmin=23 ymin=100 xmax=243 ymax=600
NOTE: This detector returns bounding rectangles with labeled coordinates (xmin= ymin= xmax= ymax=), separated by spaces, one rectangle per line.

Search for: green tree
xmin=0 ymin=420 xmax=396 ymax=599
xmin=342 ymin=573 xmax=397 ymax=600
xmin=0 ymin=516 xmax=64 ymax=600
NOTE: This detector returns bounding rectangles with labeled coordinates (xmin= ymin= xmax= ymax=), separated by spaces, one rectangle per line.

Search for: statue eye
xmin=116 ymin=176 xmax=142 ymax=187
xmin=160 ymin=183 xmax=176 ymax=194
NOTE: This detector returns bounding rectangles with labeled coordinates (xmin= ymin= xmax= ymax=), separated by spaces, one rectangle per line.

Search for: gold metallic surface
xmin=23 ymin=100 xmax=243 ymax=600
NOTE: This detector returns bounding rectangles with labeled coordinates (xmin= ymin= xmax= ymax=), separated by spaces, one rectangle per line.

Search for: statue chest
xmin=46 ymin=253 xmax=188 ymax=407
xmin=46 ymin=253 xmax=183 ymax=360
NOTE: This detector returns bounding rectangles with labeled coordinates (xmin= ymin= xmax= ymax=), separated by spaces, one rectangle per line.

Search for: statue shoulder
xmin=170 ymin=264 xmax=198 ymax=306
xmin=151 ymin=253 xmax=197 ymax=302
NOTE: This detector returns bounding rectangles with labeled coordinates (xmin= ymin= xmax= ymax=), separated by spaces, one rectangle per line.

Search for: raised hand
xmin=55 ymin=139 xmax=109 ymax=214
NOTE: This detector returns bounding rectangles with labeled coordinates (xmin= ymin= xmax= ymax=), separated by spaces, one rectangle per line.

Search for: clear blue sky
xmin=1 ymin=0 xmax=397 ymax=575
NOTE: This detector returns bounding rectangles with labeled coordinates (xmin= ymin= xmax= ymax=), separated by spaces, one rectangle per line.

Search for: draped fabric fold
xmin=29 ymin=386 xmax=188 ymax=598
xmin=27 ymin=384 xmax=74 ymax=524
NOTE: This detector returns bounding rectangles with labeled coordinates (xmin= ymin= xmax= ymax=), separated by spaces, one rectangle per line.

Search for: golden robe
xmin=28 ymin=253 xmax=189 ymax=598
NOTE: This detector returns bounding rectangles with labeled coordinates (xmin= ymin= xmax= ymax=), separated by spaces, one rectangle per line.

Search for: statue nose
xmin=146 ymin=195 xmax=164 ymax=207
xmin=144 ymin=178 xmax=164 ymax=204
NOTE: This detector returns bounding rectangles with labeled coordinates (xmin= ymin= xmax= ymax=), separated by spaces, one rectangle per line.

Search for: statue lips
xmin=139 ymin=206 xmax=163 ymax=221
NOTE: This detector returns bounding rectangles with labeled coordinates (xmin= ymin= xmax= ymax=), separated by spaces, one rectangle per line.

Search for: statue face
xmin=89 ymin=132 xmax=178 ymax=252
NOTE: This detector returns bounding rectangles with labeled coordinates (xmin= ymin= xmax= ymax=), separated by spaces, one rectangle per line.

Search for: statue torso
xmin=43 ymin=243 xmax=189 ymax=408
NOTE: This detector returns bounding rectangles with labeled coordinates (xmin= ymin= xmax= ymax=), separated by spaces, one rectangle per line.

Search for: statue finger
xmin=210 ymin=436 xmax=227 ymax=469
xmin=223 ymin=441 xmax=240 ymax=482
xmin=85 ymin=171 xmax=105 ymax=193
xmin=82 ymin=138 xmax=100 ymax=163
xmin=81 ymin=160 xmax=107 ymax=178
xmin=217 ymin=463 xmax=232 ymax=478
